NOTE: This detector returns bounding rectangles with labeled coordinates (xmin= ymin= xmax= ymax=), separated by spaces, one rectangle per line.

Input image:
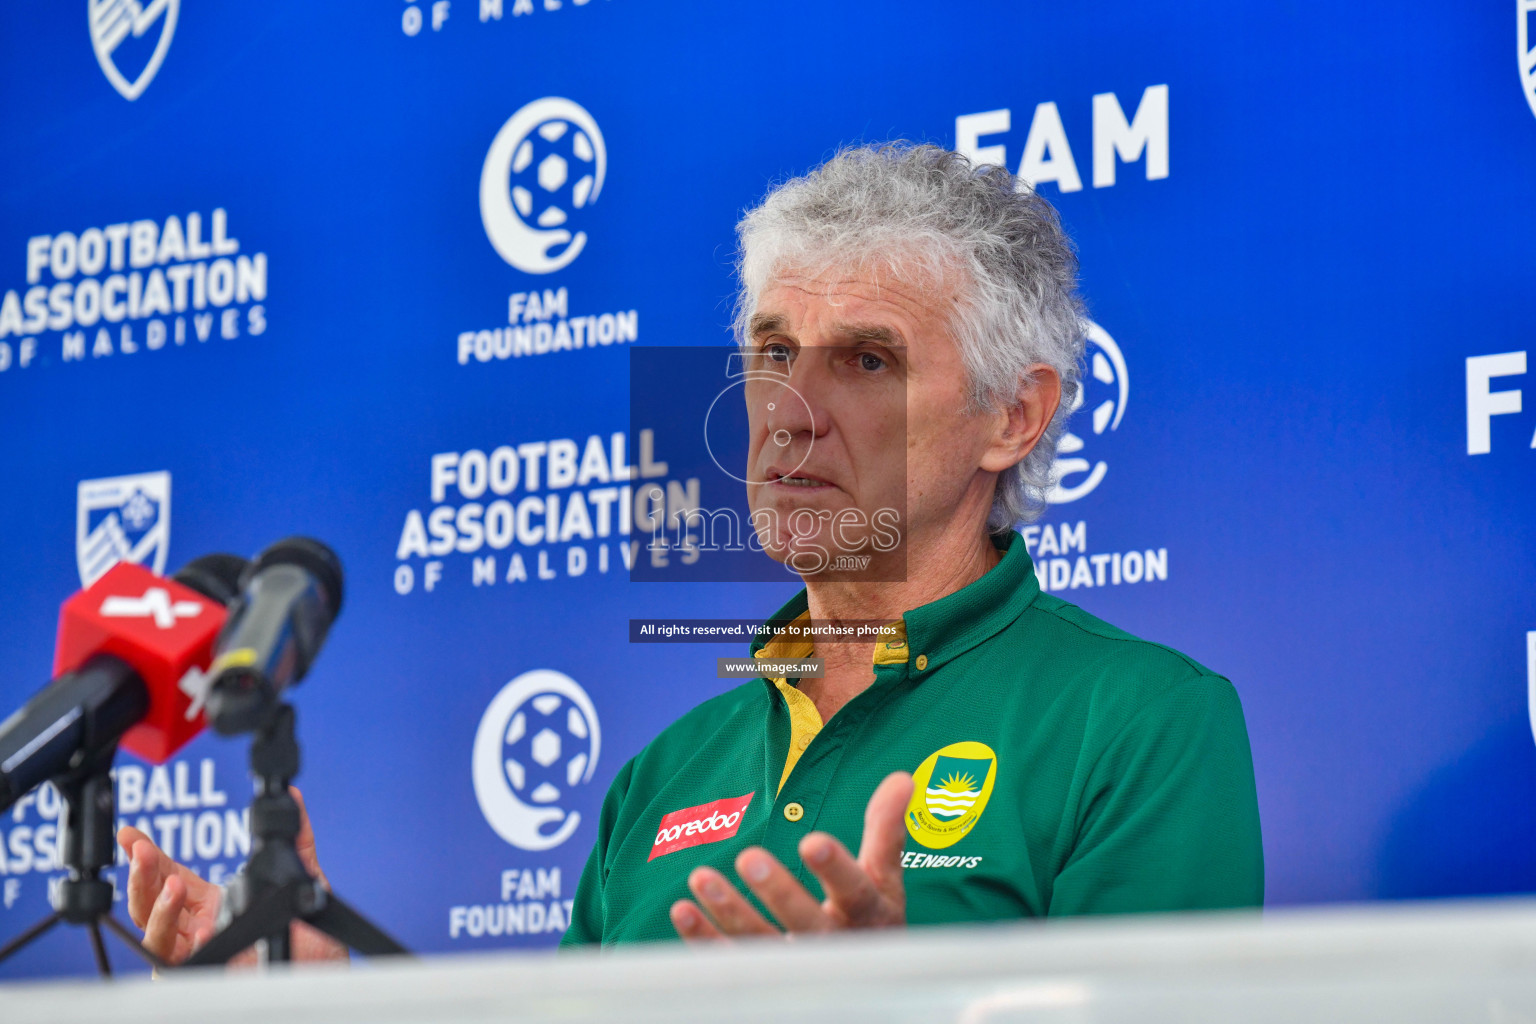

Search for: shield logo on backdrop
xmin=88 ymin=0 xmax=180 ymax=101
xmin=77 ymin=472 xmax=171 ymax=587
xmin=905 ymin=741 xmax=999 ymax=849
xmin=1522 ymin=1 xmax=1536 ymax=121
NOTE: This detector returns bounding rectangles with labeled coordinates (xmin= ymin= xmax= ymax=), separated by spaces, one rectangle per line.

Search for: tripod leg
xmin=265 ymin=927 xmax=291 ymax=964
xmin=87 ymin=920 xmax=112 ymax=978
xmin=182 ymin=882 xmax=303 ymax=968
xmin=305 ymin=891 xmax=411 ymax=957
xmin=0 ymin=912 xmax=63 ymax=965
xmin=100 ymin=915 xmax=169 ymax=971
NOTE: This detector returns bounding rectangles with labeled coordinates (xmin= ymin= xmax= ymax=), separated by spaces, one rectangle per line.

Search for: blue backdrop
xmin=2 ymin=0 xmax=1535 ymax=980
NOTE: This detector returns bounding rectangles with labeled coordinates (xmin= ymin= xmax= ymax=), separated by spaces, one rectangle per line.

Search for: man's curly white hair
xmin=735 ymin=142 xmax=1087 ymax=529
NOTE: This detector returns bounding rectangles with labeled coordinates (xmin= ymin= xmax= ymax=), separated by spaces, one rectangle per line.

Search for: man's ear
xmin=978 ymin=365 xmax=1062 ymax=473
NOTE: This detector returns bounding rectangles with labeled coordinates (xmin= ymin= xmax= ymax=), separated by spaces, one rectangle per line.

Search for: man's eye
xmin=858 ymin=352 xmax=886 ymax=372
xmin=765 ymin=343 xmax=792 ymax=363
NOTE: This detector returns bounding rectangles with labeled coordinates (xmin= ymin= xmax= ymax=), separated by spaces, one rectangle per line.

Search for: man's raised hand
xmin=120 ymin=820 xmax=221 ymax=963
xmin=116 ymin=786 xmax=348 ymax=965
xmin=670 ymin=771 xmax=913 ymax=940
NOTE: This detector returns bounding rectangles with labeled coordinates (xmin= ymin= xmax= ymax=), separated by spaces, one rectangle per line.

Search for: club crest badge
xmin=89 ymin=0 xmax=180 ymax=101
xmin=1522 ymin=0 xmax=1536 ymax=122
xmin=905 ymin=741 xmax=998 ymax=850
xmin=76 ymin=471 xmax=171 ymax=588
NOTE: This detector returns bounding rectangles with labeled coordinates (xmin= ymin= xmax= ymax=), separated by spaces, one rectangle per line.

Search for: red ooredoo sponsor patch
xmin=648 ymin=792 xmax=755 ymax=861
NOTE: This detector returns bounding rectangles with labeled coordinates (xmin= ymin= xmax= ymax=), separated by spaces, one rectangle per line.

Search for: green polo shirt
xmin=562 ymin=530 xmax=1262 ymax=947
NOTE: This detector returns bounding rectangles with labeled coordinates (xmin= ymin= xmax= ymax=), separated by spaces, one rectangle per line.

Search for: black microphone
xmin=205 ymin=537 xmax=344 ymax=735
xmin=172 ymin=552 xmax=251 ymax=608
xmin=0 ymin=554 xmax=249 ymax=813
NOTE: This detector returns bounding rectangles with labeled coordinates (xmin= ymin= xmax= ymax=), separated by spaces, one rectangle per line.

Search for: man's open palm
xmin=670 ymin=771 xmax=913 ymax=939
xmin=117 ymin=787 xmax=347 ymax=965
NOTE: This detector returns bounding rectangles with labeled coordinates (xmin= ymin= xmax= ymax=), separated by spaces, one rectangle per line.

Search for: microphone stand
xmin=0 ymin=748 xmax=167 ymax=977
xmin=182 ymin=700 xmax=409 ymax=966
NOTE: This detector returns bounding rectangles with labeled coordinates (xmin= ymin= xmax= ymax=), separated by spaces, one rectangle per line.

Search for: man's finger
xmin=121 ymin=828 xmax=169 ymax=929
xmin=289 ymin=786 xmax=327 ymax=885
xmin=116 ymin=824 xmax=146 ymax=859
xmin=142 ymin=873 xmax=187 ymax=962
xmin=669 ymin=899 xmax=725 ymax=943
xmin=799 ymin=833 xmax=887 ymax=926
xmin=857 ymin=772 xmax=914 ymax=892
xmin=686 ymin=867 xmax=778 ymax=937
xmin=293 ymin=921 xmax=351 ymax=962
xmin=734 ymin=847 xmax=831 ymax=933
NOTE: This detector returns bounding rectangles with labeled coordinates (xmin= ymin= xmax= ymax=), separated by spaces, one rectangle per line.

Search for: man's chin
xmin=753 ymin=532 xmax=901 ymax=581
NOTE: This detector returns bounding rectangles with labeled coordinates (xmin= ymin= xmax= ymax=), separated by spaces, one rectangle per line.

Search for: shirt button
xmin=783 ymin=802 xmax=805 ymax=822
xmin=797 ymin=734 xmax=812 ymax=750
xmin=915 ymin=654 xmax=929 ymax=671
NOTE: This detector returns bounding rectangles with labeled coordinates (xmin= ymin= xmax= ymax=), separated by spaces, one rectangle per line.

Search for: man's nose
xmin=763 ymin=358 xmax=831 ymax=444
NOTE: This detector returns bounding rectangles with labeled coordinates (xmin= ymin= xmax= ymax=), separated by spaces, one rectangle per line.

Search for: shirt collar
xmin=749 ymin=530 xmax=1039 ymax=674
xmin=901 ymin=530 xmax=1039 ymax=673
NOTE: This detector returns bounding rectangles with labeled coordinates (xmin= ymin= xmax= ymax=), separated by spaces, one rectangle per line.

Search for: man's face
xmin=743 ymin=264 xmax=1004 ymax=576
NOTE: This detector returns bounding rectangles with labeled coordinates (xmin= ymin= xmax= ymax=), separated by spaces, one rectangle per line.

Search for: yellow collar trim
xmin=872 ymin=619 xmax=909 ymax=665
xmin=755 ymin=613 xmax=908 ymax=794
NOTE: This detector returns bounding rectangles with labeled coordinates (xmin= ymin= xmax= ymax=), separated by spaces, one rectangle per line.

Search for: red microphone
xmin=54 ymin=561 xmax=229 ymax=762
xmin=0 ymin=556 xmax=245 ymax=811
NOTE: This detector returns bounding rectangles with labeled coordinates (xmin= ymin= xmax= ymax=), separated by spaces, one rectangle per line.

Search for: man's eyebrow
xmin=748 ymin=314 xmax=786 ymax=338
xmin=831 ymin=323 xmax=906 ymax=347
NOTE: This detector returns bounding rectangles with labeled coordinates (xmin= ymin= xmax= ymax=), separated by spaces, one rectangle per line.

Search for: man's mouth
xmin=766 ymin=468 xmax=833 ymax=489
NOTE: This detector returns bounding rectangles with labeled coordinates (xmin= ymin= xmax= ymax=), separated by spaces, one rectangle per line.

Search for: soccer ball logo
xmin=480 ymin=98 xmax=607 ymax=275
xmin=1521 ymin=0 xmax=1536 ymax=122
xmin=510 ymin=119 xmax=598 ymax=247
xmin=473 ymin=670 xmax=601 ymax=851
xmin=1046 ymin=322 xmax=1129 ymax=504
xmin=501 ymin=689 xmax=595 ymax=807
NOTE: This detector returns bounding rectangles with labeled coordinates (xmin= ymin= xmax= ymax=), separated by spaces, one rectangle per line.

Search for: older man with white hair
xmin=563 ymin=142 xmax=1262 ymax=945
xmin=118 ymin=143 xmax=1261 ymax=959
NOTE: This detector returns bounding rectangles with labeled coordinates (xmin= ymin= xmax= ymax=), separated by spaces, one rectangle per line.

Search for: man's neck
xmin=796 ymin=526 xmax=1004 ymax=722
xmin=803 ymin=527 xmax=1002 ymax=625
